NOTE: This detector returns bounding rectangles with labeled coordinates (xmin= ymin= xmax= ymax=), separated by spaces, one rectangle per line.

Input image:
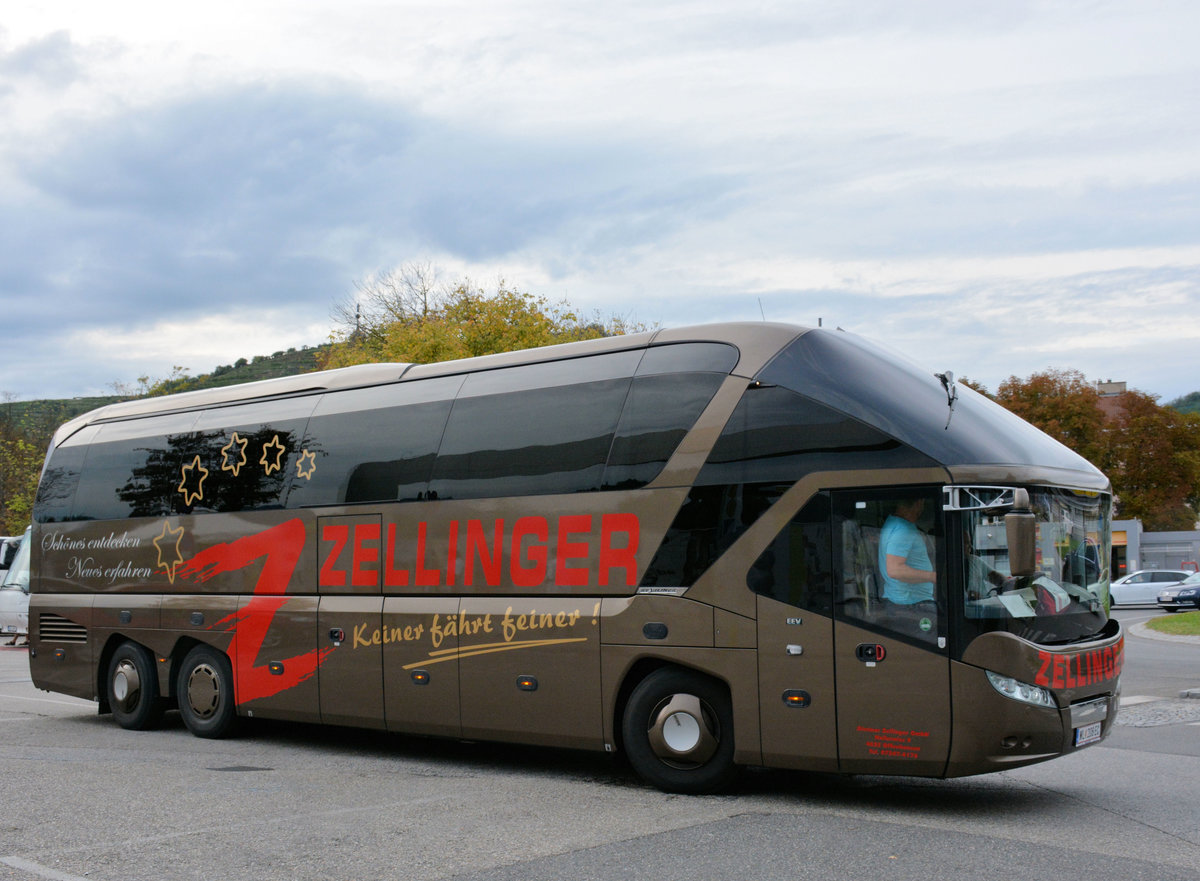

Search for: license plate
xmin=1075 ymin=721 xmax=1102 ymax=747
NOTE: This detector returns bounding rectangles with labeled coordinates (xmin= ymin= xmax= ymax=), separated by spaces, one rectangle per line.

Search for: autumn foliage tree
xmin=993 ymin=370 xmax=1200 ymax=530
xmin=323 ymin=263 xmax=647 ymax=368
xmin=1099 ymin=390 xmax=1200 ymax=530
xmin=995 ymin=369 xmax=1107 ymax=466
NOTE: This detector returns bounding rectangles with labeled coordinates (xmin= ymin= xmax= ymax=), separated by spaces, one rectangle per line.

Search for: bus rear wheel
xmin=176 ymin=645 xmax=237 ymax=739
xmin=621 ymin=667 xmax=737 ymax=794
xmin=107 ymin=641 xmax=164 ymax=730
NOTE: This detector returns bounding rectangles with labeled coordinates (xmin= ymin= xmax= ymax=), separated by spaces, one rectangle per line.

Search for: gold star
xmin=296 ymin=449 xmax=317 ymax=480
xmin=221 ymin=432 xmax=248 ymax=476
xmin=260 ymin=434 xmax=287 ymax=475
xmin=177 ymin=455 xmax=208 ymax=506
xmin=153 ymin=520 xmax=185 ymax=584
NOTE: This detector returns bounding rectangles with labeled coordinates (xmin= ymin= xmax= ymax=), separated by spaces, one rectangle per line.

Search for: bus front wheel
xmin=107 ymin=641 xmax=164 ymax=730
xmin=621 ymin=667 xmax=737 ymax=794
xmin=176 ymin=645 xmax=237 ymax=739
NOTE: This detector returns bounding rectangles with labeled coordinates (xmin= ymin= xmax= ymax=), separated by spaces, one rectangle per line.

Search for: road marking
xmin=0 ymin=691 xmax=93 ymax=709
xmin=1119 ymin=695 xmax=1162 ymax=706
xmin=1 ymin=856 xmax=92 ymax=881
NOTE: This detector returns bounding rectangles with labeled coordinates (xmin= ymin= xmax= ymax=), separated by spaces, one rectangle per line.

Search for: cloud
xmin=0 ymin=30 xmax=84 ymax=87
xmin=0 ymin=77 xmax=742 ymax=396
xmin=20 ymin=77 xmax=732 ymax=263
xmin=1 ymin=1 xmax=1198 ymax=404
xmin=65 ymin=311 xmax=331 ymax=371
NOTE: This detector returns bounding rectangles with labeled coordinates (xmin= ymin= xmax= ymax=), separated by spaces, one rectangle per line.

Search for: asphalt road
xmin=0 ymin=615 xmax=1197 ymax=881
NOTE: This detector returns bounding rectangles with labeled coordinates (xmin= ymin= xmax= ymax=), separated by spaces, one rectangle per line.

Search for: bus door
xmin=752 ymin=493 xmax=839 ymax=772
xmin=316 ymin=514 xmax=384 ymax=729
xmin=832 ymin=489 xmax=951 ymax=775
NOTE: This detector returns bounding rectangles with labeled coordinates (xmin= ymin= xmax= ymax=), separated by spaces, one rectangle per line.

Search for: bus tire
xmin=176 ymin=645 xmax=237 ymax=739
xmin=621 ymin=667 xmax=737 ymax=794
xmin=107 ymin=641 xmax=164 ymax=730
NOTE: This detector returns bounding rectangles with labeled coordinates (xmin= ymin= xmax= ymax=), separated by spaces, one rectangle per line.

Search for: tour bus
xmin=28 ymin=322 xmax=1121 ymax=793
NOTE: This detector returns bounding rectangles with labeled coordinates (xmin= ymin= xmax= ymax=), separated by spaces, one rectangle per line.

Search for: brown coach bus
xmin=28 ymin=322 xmax=1121 ymax=793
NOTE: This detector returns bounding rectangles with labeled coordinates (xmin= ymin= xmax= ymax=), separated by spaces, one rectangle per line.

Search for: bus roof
xmin=52 ymin=322 xmax=808 ymax=441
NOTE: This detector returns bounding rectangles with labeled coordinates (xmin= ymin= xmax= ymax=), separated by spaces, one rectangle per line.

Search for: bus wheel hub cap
xmin=112 ymin=661 xmax=139 ymax=708
xmin=186 ymin=664 xmax=221 ymax=719
xmin=647 ymin=694 xmax=718 ymax=765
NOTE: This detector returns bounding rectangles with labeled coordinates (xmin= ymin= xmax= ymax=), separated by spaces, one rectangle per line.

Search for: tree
xmin=322 ymin=268 xmax=648 ymax=369
xmin=995 ymin=369 xmax=1107 ymax=466
xmin=0 ymin=428 xmax=44 ymax=534
xmin=1100 ymin=390 xmax=1200 ymax=530
xmin=1167 ymin=390 xmax=1200 ymax=415
xmin=992 ymin=370 xmax=1200 ymax=530
xmin=330 ymin=261 xmax=443 ymax=347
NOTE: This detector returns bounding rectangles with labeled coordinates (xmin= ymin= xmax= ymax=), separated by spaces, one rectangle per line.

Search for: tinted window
xmin=430 ymin=378 xmax=631 ymax=500
xmin=289 ymin=376 xmax=462 ymax=506
xmin=460 ymin=350 xmax=642 ymax=396
xmin=698 ymin=385 xmax=935 ymax=486
xmin=72 ymin=412 xmax=203 ymax=520
xmin=759 ymin=329 xmax=1101 ymax=475
xmin=749 ymin=493 xmax=833 ymax=614
xmin=430 ymin=350 xmax=642 ymax=499
xmin=191 ymin=397 xmax=319 ymax=512
xmin=637 ymin=342 xmax=738 ymax=375
xmin=603 ymin=373 xmax=725 ymax=490
xmin=34 ymin=425 xmax=96 ymax=523
xmin=640 ymin=482 xmax=789 ymax=587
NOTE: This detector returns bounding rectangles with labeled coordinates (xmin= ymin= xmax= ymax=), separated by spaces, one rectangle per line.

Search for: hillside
xmin=5 ymin=344 xmax=331 ymax=436
xmin=1168 ymin=391 xmax=1200 ymax=415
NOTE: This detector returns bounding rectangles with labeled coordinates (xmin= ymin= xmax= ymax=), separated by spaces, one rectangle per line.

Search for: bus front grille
xmin=38 ymin=613 xmax=88 ymax=643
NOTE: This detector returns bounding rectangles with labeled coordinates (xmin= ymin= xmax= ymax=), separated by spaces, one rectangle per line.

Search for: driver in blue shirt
xmin=879 ymin=497 xmax=935 ymax=605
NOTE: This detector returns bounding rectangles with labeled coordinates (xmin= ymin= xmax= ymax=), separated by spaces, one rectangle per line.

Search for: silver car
xmin=0 ymin=527 xmax=29 ymax=645
xmin=1109 ymin=568 xmax=1191 ymax=606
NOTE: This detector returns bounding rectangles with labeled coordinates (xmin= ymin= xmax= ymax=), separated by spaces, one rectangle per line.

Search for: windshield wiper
xmin=936 ymin=371 xmax=958 ymax=430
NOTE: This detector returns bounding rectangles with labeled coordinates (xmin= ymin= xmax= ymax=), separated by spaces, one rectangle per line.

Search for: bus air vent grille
xmin=38 ymin=613 xmax=88 ymax=643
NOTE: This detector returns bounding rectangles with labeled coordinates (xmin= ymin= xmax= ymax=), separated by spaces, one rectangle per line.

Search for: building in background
xmin=1113 ymin=519 xmax=1200 ymax=576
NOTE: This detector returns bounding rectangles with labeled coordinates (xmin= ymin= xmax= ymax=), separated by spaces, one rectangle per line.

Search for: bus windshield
xmin=953 ymin=487 xmax=1110 ymax=646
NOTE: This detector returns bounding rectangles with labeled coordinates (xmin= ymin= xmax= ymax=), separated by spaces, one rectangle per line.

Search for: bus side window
xmin=34 ymin=425 xmax=95 ymax=523
xmin=292 ymin=376 xmax=463 ymax=507
xmin=430 ymin=378 xmax=630 ymax=499
xmin=602 ymin=372 xmax=726 ymax=490
xmin=834 ymin=490 xmax=943 ymax=648
xmin=748 ymin=494 xmax=833 ymax=615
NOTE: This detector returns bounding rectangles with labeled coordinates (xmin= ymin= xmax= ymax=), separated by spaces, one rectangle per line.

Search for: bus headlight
xmin=985 ymin=670 xmax=1056 ymax=709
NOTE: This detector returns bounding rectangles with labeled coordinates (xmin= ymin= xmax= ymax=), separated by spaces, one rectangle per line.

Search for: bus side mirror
xmin=1005 ymin=488 xmax=1037 ymax=577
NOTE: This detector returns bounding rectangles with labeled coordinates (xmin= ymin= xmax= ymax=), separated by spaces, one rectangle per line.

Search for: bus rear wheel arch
xmin=176 ymin=644 xmax=238 ymax=739
xmin=621 ymin=666 xmax=737 ymax=794
xmin=106 ymin=640 xmax=165 ymax=730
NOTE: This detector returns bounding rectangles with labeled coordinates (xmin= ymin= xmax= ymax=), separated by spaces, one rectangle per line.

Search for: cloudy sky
xmin=2 ymin=1 xmax=1198 ymax=402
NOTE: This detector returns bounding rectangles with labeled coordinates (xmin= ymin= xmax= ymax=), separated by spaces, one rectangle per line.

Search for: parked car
xmin=0 ymin=526 xmax=30 ymax=645
xmin=1158 ymin=571 xmax=1200 ymax=612
xmin=0 ymin=535 xmax=20 ymax=573
xmin=1109 ymin=569 xmax=1191 ymax=606
xmin=1168 ymin=578 xmax=1200 ymax=612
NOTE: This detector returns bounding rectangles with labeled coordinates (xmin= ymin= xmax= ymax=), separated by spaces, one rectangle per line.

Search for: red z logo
xmin=180 ymin=518 xmax=332 ymax=704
